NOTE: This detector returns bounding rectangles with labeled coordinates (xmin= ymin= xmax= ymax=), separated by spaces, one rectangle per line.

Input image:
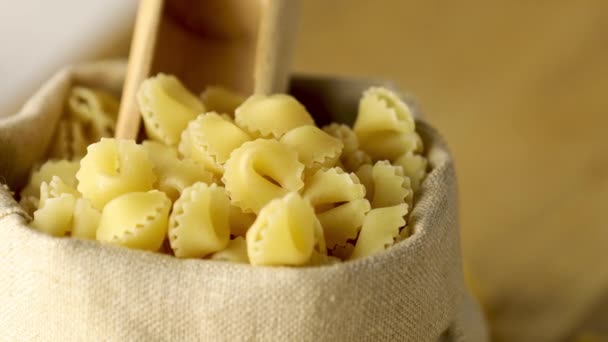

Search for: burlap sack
xmin=0 ymin=61 xmax=487 ymax=342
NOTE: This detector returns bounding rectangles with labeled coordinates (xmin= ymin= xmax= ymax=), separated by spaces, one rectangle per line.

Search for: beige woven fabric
xmin=0 ymin=61 xmax=487 ymax=342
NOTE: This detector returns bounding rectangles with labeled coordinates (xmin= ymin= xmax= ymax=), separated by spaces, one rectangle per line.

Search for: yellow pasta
xmin=38 ymin=176 xmax=80 ymax=209
xmin=71 ymin=198 xmax=101 ymax=240
xmin=76 ymin=138 xmax=156 ymax=209
xmin=223 ymin=139 xmax=305 ymax=214
xmin=229 ymin=204 xmax=257 ymax=237
xmin=180 ymin=112 xmax=252 ymax=172
xmin=318 ymin=198 xmax=371 ymax=249
xmin=96 ymin=190 xmax=171 ymax=251
xmin=322 ymin=123 xmax=359 ymax=155
xmin=67 ymin=86 xmax=118 ymax=141
xmin=341 ymin=149 xmax=372 ymax=173
xmin=302 ymin=167 xmax=366 ymax=208
xmin=31 ymin=193 xmax=76 ymax=237
xmin=350 ymin=204 xmax=408 ymax=260
xmin=393 ymin=151 xmax=428 ymax=192
xmin=169 ymin=182 xmax=231 ymax=258
xmin=280 ymin=125 xmax=343 ymax=169
xmin=178 ymin=129 xmax=224 ymax=177
xmin=358 ymin=130 xmax=422 ymax=161
xmin=137 ymin=73 xmax=205 ymax=146
xmin=235 ymin=94 xmax=315 ymax=138
xmin=246 ymin=192 xmax=316 ymax=266
xmin=370 ymin=161 xmax=412 ymax=209
xmin=210 ymin=236 xmax=249 ymax=263
xmin=200 ymin=86 xmax=246 ymax=116
xmin=142 ymin=141 xmax=213 ymax=200
xmin=20 ymin=160 xmax=80 ymax=199
xmin=353 ymin=87 xmax=415 ymax=135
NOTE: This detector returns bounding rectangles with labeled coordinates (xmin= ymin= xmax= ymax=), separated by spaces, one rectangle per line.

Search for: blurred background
xmin=2 ymin=1 xmax=607 ymax=341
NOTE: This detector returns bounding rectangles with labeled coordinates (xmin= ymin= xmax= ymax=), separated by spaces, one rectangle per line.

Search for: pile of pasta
xmin=20 ymin=74 xmax=428 ymax=266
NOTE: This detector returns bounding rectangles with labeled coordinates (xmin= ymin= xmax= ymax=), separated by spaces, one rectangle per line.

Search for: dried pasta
xmin=358 ymin=130 xmax=422 ymax=161
xmin=353 ymin=87 xmax=415 ymax=135
xmin=142 ymin=141 xmax=213 ymax=200
xmin=20 ymin=160 xmax=80 ymax=198
xmin=169 ymin=182 xmax=231 ymax=258
xmin=39 ymin=176 xmax=80 ymax=209
xmin=235 ymin=94 xmax=314 ymax=138
xmin=71 ymin=198 xmax=101 ymax=240
xmin=200 ymin=86 xmax=245 ymax=116
xmin=31 ymin=193 xmax=76 ymax=237
xmin=229 ymin=204 xmax=257 ymax=237
xmin=302 ymin=167 xmax=365 ymax=208
xmin=318 ymin=198 xmax=371 ymax=249
xmin=394 ymin=151 xmax=428 ymax=192
xmin=137 ymin=73 xmax=205 ymax=146
xmin=210 ymin=236 xmax=249 ymax=263
xmin=96 ymin=190 xmax=171 ymax=251
xmin=322 ymin=123 xmax=359 ymax=155
xmin=246 ymin=192 xmax=316 ymax=266
xmin=76 ymin=138 xmax=156 ymax=209
xmin=223 ymin=139 xmax=305 ymax=214
xmin=67 ymin=86 xmax=118 ymax=141
xmin=280 ymin=125 xmax=343 ymax=169
xmin=370 ymin=161 xmax=412 ymax=209
xmin=178 ymin=129 xmax=224 ymax=177
xmin=350 ymin=204 xmax=408 ymax=260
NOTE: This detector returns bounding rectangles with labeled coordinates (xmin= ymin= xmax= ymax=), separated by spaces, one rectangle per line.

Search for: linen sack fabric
xmin=0 ymin=61 xmax=487 ymax=342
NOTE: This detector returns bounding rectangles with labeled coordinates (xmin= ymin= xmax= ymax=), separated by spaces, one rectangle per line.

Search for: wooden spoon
xmin=115 ymin=0 xmax=299 ymax=139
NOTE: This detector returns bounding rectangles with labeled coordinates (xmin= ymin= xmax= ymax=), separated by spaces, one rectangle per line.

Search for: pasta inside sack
xmin=96 ymin=190 xmax=171 ymax=251
xmin=21 ymin=75 xmax=429 ymax=265
xmin=169 ymin=182 xmax=231 ymax=258
xmin=223 ymin=139 xmax=305 ymax=214
xmin=138 ymin=73 xmax=205 ymax=146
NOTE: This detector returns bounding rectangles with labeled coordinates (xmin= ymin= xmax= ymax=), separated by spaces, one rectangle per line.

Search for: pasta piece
xmin=200 ymin=86 xmax=246 ymax=116
xmin=96 ymin=190 xmax=171 ymax=251
xmin=235 ymin=94 xmax=314 ymax=138
xmin=302 ymin=167 xmax=365 ymax=208
xmin=30 ymin=194 xmax=76 ymax=237
xmin=341 ymin=149 xmax=372 ymax=173
xmin=182 ymin=112 xmax=252 ymax=167
xmin=169 ymin=182 xmax=231 ymax=258
xmin=246 ymin=192 xmax=316 ymax=266
xmin=322 ymin=123 xmax=359 ymax=154
xmin=396 ymin=225 xmax=412 ymax=243
xmin=223 ymin=139 xmax=304 ymax=214
xmin=350 ymin=204 xmax=408 ymax=260
xmin=137 ymin=73 xmax=205 ymax=146
xmin=142 ymin=141 xmax=213 ymax=200
xmin=20 ymin=160 xmax=79 ymax=199
xmin=77 ymin=138 xmax=156 ymax=209
xmin=331 ymin=243 xmax=354 ymax=260
xmin=229 ymin=204 xmax=257 ymax=237
xmin=71 ymin=198 xmax=101 ymax=240
xmin=67 ymin=86 xmax=118 ymax=140
xmin=69 ymin=120 xmax=89 ymax=159
xmin=318 ymin=198 xmax=371 ymax=249
xmin=370 ymin=161 xmax=412 ymax=209
xmin=358 ymin=130 xmax=421 ymax=161
xmin=210 ymin=236 xmax=249 ymax=263
xmin=48 ymin=118 xmax=70 ymax=160
xmin=355 ymin=164 xmax=374 ymax=202
xmin=39 ymin=176 xmax=80 ymax=208
xmin=353 ymin=87 xmax=415 ymax=135
xmin=393 ymin=151 xmax=428 ymax=192
xmin=178 ymin=129 xmax=224 ymax=177
xmin=280 ymin=125 xmax=343 ymax=169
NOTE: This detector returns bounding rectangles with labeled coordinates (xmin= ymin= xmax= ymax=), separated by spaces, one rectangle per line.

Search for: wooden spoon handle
xmin=115 ymin=0 xmax=164 ymax=140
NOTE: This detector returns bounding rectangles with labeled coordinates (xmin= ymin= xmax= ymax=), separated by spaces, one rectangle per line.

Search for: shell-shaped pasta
xmin=20 ymin=160 xmax=80 ymax=199
xmin=142 ymin=141 xmax=213 ymax=200
xmin=96 ymin=190 xmax=171 ymax=251
xmin=341 ymin=149 xmax=372 ymax=173
xmin=169 ymin=182 xmax=231 ymax=258
xmin=178 ymin=129 xmax=224 ymax=177
xmin=223 ymin=139 xmax=305 ymax=214
xmin=350 ymin=204 xmax=408 ymax=260
xmin=322 ymin=123 xmax=359 ymax=154
xmin=77 ymin=138 xmax=156 ymax=209
xmin=210 ymin=236 xmax=249 ymax=263
xmin=302 ymin=167 xmax=365 ymax=208
xmin=39 ymin=176 xmax=80 ymax=208
xmin=137 ymin=73 xmax=205 ymax=146
xmin=246 ymin=192 xmax=316 ymax=266
xmin=67 ymin=86 xmax=118 ymax=140
xmin=355 ymin=164 xmax=374 ymax=202
xmin=331 ymin=243 xmax=354 ymax=260
xmin=280 ymin=126 xmax=343 ymax=169
xmin=358 ymin=130 xmax=422 ymax=161
xmin=30 ymin=193 xmax=76 ymax=237
xmin=229 ymin=204 xmax=257 ymax=237
xmin=71 ymin=198 xmax=101 ymax=240
xmin=235 ymin=94 xmax=314 ymax=138
xmin=394 ymin=151 xmax=428 ymax=192
xmin=370 ymin=161 xmax=412 ymax=209
xmin=184 ymin=112 xmax=252 ymax=166
xmin=318 ymin=198 xmax=371 ymax=249
xmin=200 ymin=86 xmax=246 ymax=116
xmin=353 ymin=87 xmax=415 ymax=135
